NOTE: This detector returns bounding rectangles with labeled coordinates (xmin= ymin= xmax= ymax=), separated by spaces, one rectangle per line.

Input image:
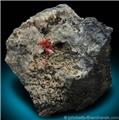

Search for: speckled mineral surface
xmin=5 ymin=4 xmax=113 ymax=116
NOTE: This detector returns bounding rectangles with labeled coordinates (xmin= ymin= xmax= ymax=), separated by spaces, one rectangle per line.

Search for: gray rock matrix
xmin=5 ymin=4 xmax=113 ymax=116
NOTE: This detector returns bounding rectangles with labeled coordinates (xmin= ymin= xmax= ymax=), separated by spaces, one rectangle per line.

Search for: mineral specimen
xmin=5 ymin=4 xmax=113 ymax=116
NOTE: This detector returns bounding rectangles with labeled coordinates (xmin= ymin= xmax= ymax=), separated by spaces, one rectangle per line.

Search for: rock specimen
xmin=5 ymin=4 xmax=113 ymax=116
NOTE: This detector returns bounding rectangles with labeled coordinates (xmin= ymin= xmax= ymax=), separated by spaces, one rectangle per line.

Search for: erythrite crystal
xmin=38 ymin=39 xmax=54 ymax=54
xmin=5 ymin=4 xmax=113 ymax=116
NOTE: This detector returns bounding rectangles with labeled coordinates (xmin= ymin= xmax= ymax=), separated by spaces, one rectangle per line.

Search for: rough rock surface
xmin=5 ymin=4 xmax=113 ymax=116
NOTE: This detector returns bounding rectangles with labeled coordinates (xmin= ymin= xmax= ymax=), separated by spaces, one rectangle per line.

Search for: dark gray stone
xmin=5 ymin=4 xmax=113 ymax=116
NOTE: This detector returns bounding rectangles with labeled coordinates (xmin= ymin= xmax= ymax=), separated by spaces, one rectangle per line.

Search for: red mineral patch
xmin=38 ymin=39 xmax=54 ymax=55
xmin=40 ymin=59 xmax=46 ymax=65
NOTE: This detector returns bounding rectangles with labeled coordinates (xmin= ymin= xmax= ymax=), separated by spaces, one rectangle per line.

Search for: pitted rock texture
xmin=5 ymin=4 xmax=113 ymax=116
